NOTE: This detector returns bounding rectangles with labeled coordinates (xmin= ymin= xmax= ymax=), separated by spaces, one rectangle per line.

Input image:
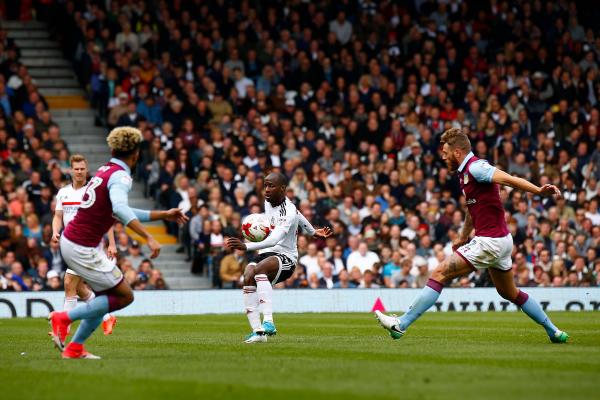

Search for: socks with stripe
xmin=398 ymin=278 xmax=443 ymax=331
xmin=255 ymin=274 xmax=273 ymax=323
xmin=243 ymin=286 xmax=262 ymax=332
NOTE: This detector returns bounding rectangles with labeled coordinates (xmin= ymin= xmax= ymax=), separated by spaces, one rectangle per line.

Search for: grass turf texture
xmin=1 ymin=312 xmax=598 ymax=400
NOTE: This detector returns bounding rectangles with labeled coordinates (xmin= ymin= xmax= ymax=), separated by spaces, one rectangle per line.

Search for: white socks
xmin=63 ymin=296 xmax=78 ymax=312
xmin=255 ymin=274 xmax=273 ymax=323
xmin=243 ymin=286 xmax=262 ymax=332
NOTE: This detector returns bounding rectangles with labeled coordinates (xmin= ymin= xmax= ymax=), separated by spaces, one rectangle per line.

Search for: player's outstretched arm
xmin=108 ymin=169 xmax=189 ymax=258
xmin=297 ymin=211 xmax=332 ymax=238
xmin=492 ymin=168 xmax=562 ymax=198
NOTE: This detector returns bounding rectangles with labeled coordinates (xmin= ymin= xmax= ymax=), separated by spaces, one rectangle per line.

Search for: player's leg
xmin=253 ymin=256 xmax=285 ymax=336
xmin=241 ymin=255 xmax=279 ymax=343
xmin=77 ymin=279 xmax=119 ymax=335
xmin=375 ymin=252 xmax=474 ymax=338
xmin=50 ymin=238 xmax=130 ymax=355
xmin=63 ymin=271 xmax=81 ymax=312
xmin=61 ymin=280 xmax=134 ymax=358
xmin=242 ymin=262 xmax=263 ymax=339
xmin=75 ymin=280 xmax=117 ymax=335
xmin=66 ymin=279 xmax=133 ymax=323
xmin=488 ymin=268 xmax=568 ymax=343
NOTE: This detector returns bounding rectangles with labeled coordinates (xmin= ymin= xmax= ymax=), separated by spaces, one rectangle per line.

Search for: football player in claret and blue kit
xmin=48 ymin=127 xmax=188 ymax=359
xmin=376 ymin=128 xmax=569 ymax=344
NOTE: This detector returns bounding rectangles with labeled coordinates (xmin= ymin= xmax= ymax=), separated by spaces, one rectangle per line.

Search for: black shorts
xmin=250 ymin=252 xmax=296 ymax=284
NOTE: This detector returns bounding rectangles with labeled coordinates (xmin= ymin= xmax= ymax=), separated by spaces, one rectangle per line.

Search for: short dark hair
xmin=267 ymin=172 xmax=288 ymax=187
xmin=440 ymin=127 xmax=471 ymax=152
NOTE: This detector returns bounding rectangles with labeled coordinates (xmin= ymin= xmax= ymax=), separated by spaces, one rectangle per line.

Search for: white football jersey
xmin=242 ymin=197 xmax=313 ymax=263
xmin=55 ymin=184 xmax=86 ymax=226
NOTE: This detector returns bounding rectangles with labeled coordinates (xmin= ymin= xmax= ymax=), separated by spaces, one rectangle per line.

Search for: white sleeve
xmin=55 ymin=190 xmax=63 ymax=211
xmin=245 ymin=213 xmax=294 ymax=251
xmin=297 ymin=211 xmax=316 ymax=236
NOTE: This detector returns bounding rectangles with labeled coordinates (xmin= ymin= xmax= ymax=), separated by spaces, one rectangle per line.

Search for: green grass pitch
xmin=1 ymin=312 xmax=599 ymax=400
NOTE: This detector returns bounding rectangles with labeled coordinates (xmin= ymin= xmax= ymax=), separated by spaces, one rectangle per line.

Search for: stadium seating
xmin=1 ymin=1 xmax=600 ymax=292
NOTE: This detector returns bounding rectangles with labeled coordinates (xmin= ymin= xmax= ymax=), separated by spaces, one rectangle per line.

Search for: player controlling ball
xmin=225 ymin=172 xmax=332 ymax=343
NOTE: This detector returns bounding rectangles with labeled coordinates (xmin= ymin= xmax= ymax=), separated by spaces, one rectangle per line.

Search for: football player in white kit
xmin=226 ymin=172 xmax=332 ymax=343
xmin=52 ymin=154 xmax=118 ymax=335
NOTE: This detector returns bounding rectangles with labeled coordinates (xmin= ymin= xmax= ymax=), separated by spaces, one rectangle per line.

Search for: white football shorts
xmin=60 ymin=235 xmax=123 ymax=292
xmin=455 ymin=234 xmax=513 ymax=271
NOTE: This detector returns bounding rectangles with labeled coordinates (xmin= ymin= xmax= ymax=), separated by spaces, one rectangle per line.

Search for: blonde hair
xmin=440 ymin=127 xmax=471 ymax=152
xmin=69 ymin=154 xmax=88 ymax=165
xmin=106 ymin=127 xmax=143 ymax=156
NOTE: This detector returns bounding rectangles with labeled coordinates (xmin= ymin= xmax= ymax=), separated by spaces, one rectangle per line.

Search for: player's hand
xmin=225 ymin=237 xmax=247 ymax=251
xmin=107 ymin=244 xmax=118 ymax=260
xmin=164 ymin=208 xmax=189 ymax=224
xmin=51 ymin=232 xmax=60 ymax=244
xmin=539 ymin=184 xmax=562 ymax=199
xmin=314 ymin=227 xmax=333 ymax=238
xmin=452 ymin=238 xmax=467 ymax=252
xmin=147 ymin=236 xmax=161 ymax=259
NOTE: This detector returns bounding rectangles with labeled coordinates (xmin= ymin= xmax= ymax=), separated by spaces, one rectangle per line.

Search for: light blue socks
xmin=67 ymin=296 xmax=109 ymax=321
xmin=398 ymin=279 xmax=443 ymax=331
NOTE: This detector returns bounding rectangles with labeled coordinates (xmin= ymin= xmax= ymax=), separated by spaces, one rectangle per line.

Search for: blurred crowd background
xmin=2 ymin=0 xmax=600 ymax=291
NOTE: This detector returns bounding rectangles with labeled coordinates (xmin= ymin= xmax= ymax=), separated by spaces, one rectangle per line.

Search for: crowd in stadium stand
xmin=3 ymin=0 xmax=600 ymax=291
xmin=0 ymin=22 xmax=166 ymax=291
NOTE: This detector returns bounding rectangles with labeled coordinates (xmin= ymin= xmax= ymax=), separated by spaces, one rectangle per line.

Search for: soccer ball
xmin=241 ymin=213 xmax=272 ymax=242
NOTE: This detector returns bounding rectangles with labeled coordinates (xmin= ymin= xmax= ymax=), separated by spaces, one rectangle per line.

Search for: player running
xmin=52 ymin=154 xmax=118 ymax=335
xmin=48 ymin=127 xmax=188 ymax=359
xmin=375 ymin=127 xmax=569 ymax=343
xmin=225 ymin=172 xmax=332 ymax=343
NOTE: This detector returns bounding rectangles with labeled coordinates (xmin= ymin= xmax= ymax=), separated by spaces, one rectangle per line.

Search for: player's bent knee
xmin=125 ymin=291 xmax=135 ymax=306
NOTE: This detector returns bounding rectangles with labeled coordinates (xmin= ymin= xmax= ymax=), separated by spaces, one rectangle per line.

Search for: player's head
xmin=440 ymin=127 xmax=471 ymax=173
xmin=107 ymin=127 xmax=143 ymax=169
xmin=70 ymin=154 xmax=88 ymax=186
xmin=264 ymin=172 xmax=288 ymax=206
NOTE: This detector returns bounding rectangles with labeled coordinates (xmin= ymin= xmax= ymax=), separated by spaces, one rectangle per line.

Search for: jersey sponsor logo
xmin=466 ymin=198 xmax=476 ymax=205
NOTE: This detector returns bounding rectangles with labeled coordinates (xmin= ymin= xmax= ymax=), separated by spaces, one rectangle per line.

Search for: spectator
xmin=220 ymin=249 xmax=246 ymax=289
xmin=12 ymin=0 xmax=599 ymax=293
xmin=346 ymin=242 xmax=380 ymax=274
xmin=318 ymin=262 xmax=337 ymax=289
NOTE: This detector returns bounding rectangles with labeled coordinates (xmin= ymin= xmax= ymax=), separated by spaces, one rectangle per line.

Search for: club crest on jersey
xmin=463 ymin=174 xmax=469 ymax=184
